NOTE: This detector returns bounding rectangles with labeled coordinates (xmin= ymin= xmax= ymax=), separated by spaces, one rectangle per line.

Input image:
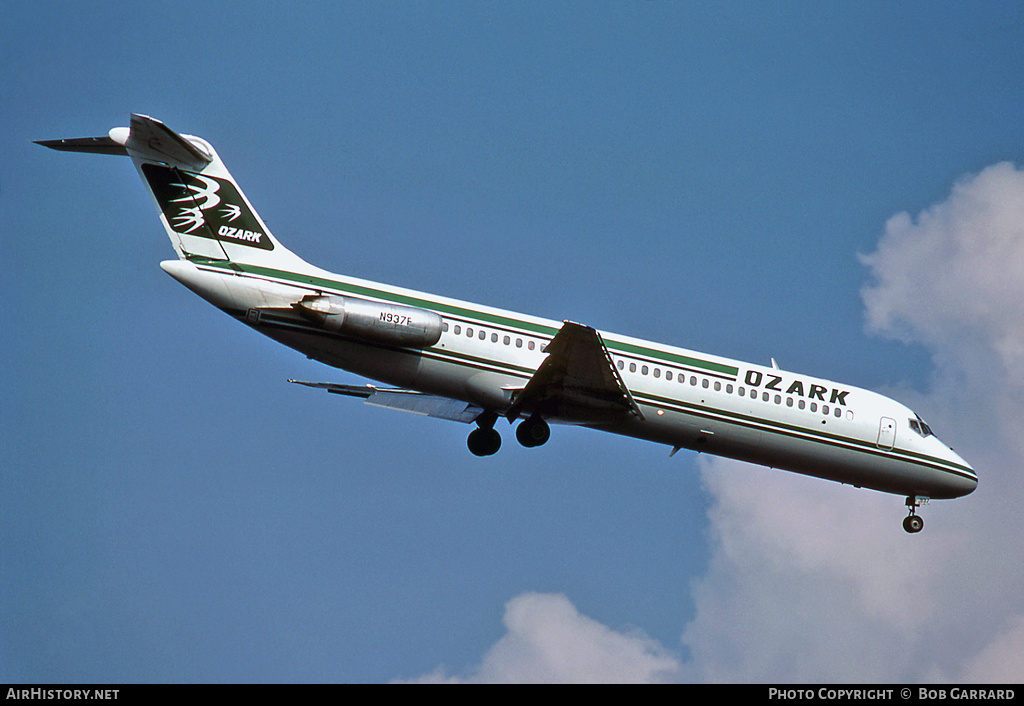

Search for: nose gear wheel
xmin=903 ymin=495 xmax=928 ymax=534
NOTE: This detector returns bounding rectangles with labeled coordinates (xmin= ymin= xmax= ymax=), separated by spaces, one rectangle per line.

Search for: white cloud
xmin=682 ymin=459 xmax=971 ymax=682
xmin=861 ymin=161 xmax=1024 ymax=383
xmin=947 ymin=615 xmax=1024 ymax=683
xmin=397 ymin=592 xmax=683 ymax=683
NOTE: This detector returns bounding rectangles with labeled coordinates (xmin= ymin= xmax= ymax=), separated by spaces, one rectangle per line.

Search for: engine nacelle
xmin=294 ymin=294 xmax=443 ymax=348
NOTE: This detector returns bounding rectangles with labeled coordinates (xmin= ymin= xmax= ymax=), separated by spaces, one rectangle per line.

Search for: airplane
xmin=37 ymin=114 xmax=977 ymax=533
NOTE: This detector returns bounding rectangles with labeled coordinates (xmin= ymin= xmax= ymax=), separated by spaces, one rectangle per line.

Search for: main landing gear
xmin=516 ymin=415 xmax=551 ymax=448
xmin=467 ymin=412 xmax=502 ymax=457
xmin=903 ymin=495 xmax=929 ymax=534
xmin=467 ymin=414 xmax=551 ymax=456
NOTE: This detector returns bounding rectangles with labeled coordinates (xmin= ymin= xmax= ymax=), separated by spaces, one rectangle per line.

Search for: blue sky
xmin=3 ymin=1 xmax=1023 ymax=683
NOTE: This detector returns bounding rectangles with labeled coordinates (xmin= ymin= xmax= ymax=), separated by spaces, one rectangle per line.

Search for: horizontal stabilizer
xmin=288 ymin=380 xmax=485 ymax=424
xmin=126 ymin=114 xmax=212 ymax=170
xmin=37 ymin=115 xmax=213 ymax=170
xmin=35 ymin=135 xmax=128 ymax=156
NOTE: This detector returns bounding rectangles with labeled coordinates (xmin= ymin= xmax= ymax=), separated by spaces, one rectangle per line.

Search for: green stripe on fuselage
xmin=196 ymin=259 xmax=739 ymax=378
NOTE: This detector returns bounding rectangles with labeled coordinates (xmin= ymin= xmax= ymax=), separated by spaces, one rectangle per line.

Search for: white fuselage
xmin=162 ymin=257 xmax=978 ymax=502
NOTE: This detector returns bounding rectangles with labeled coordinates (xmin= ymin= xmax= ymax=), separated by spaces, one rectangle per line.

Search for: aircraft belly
xmin=613 ymin=406 xmax=963 ymax=498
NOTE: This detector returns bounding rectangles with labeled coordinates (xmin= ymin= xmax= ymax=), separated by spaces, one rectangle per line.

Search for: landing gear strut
xmin=903 ymin=495 xmax=928 ymax=534
xmin=516 ymin=415 xmax=550 ymax=448
xmin=467 ymin=412 xmax=501 ymax=457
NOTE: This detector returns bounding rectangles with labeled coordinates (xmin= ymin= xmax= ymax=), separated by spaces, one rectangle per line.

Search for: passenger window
xmin=629 ymin=363 xmax=637 ymax=373
xmin=516 ymin=338 xmax=523 ymax=348
xmin=454 ymin=325 xmax=461 ymax=335
xmin=653 ymin=368 xmax=660 ymax=378
xmin=702 ymin=379 xmax=709 ymax=389
xmin=530 ymin=342 xmax=537 ymax=351
xmin=504 ymin=335 xmax=511 ymax=345
xmin=466 ymin=327 xmax=474 ymax=337
xmin=642 ymin=365 xmax=649 ymax=375
xmin=666 ymin=371 xmax=673 ymax=381
xmin=442 ymin=322 xmax=449 ymax=332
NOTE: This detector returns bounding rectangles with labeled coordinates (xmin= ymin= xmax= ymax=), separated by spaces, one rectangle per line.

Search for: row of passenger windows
xmin=614 ymin=358 xmax=849 ymax=419
xmin=442 ymin=321 xmax=543 ymax=351
xmin=440 ymin=320 xmax=849 ymax=420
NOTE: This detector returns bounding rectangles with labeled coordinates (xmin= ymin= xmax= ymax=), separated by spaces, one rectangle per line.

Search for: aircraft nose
xmin=946 ymin=449 xmax=977 ymax=497
xmin=954 ymin=471 xmax=978 ymax=497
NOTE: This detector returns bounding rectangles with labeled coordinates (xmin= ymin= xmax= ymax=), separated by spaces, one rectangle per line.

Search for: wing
xmin=288 ymin=380 xmax=485 ymax=423
xmin=505 ymin=321 xmax=644 ymax=423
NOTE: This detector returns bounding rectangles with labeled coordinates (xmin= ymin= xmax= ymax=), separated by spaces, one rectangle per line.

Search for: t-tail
xmin=36 ymin=114 xmax=310 ymax=272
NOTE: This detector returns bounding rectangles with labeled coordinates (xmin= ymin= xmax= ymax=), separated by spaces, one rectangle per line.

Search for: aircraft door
xmin=877 ymin=417 xmax=896 ymax=450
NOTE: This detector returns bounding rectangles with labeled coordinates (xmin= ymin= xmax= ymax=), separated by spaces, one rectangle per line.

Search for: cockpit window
xmin=909 ymin=415 xmax=934 ymax=437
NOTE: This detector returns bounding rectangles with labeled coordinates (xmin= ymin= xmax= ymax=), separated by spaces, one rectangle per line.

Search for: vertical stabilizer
xmin=38 ymin=114 xmax=312 ymax=271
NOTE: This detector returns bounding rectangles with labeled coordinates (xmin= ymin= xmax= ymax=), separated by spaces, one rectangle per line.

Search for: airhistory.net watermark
xmin=6 ymin=690 xmax=118 ymax=700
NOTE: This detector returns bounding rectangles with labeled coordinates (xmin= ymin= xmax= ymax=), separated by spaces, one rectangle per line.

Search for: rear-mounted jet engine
xmin=294 ymin=294 xmax=443 ymax=348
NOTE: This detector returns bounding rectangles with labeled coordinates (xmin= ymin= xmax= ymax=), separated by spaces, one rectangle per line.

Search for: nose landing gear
xmin=903 ymin=495 xmax=929 ymax=533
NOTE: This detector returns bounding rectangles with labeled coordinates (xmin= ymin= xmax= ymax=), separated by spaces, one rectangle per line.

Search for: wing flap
xmin=288 ymin=380 xmax=484 ymax=424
